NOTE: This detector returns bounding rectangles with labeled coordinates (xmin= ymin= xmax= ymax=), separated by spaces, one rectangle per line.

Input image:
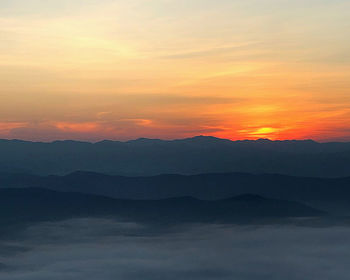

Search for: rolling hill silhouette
xmin=1 ymin=171 xmax=350 ymax=214
xmin=0 ymin=188 xmax=324 ymax=226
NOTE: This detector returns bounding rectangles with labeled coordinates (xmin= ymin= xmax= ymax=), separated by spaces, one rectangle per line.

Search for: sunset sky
xmin=1 ymin=0 xmax=350 ymax=142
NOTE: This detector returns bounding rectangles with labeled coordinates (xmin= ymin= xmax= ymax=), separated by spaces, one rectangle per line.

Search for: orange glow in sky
xmin=1 ymin=0 xmax=350 ymax=142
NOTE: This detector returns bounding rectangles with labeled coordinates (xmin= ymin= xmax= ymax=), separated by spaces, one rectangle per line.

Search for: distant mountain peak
xmin=256 ymin=138 xmax=272 ymax=142
xmin=191 ymin=135 xmax=219 ymax=139
xmin=178 ymin=135 xmax=231 ymax=144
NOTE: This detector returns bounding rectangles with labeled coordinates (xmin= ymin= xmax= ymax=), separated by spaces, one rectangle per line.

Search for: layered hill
xmin=0 ymin=188 xmax=324 ymax=226
xmin=1 ymin=171 xmax=350 ymax=214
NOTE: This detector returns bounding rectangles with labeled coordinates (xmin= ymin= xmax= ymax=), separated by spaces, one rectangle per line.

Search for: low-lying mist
xmin=1 ymin=218 xmax=349 ymax=280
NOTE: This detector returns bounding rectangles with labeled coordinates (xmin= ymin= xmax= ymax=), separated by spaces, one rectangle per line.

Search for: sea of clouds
xmin=0 ymin=218 xmax=350 ymax=280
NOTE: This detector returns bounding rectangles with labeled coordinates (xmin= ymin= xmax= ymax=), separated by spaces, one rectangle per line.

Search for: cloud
xmin=0 ymin=122 xmax=27 ymax=133
xmin=54 ymin=122 xmax=99 ymax=133
xmin=1 ymin=219 xmax=350 ymax=279
xmin=159 ymin=43 xmax=260 ymax=60
xmin=0 ymin=93 xmax=240 ymax=141
xmin=120 ymin=94 xmax=243 ymax=106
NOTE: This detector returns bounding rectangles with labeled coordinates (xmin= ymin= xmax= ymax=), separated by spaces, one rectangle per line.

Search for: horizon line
xmin=0 ymin=135 xmax=348 ymax=144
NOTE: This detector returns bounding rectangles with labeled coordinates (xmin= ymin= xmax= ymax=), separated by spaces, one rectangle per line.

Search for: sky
xmin=1 ymin=0 xmax=350 ymax=142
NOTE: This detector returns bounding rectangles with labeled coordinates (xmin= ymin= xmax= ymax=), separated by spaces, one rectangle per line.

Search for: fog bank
xmin=0 ymin=219 xmax=349 ymax=280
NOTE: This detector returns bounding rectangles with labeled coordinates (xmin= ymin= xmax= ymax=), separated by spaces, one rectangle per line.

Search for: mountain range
xmin=2 ymin=136 xmax=350 ymax=177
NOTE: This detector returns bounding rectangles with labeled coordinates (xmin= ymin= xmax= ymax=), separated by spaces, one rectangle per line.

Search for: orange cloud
xmin=55 ymin=122 xmax=99 ymax=133
xmin=0 ymin=122 xmax=27 ymax=133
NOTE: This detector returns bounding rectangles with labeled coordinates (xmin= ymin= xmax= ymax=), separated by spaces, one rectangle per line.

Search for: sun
xmin=243 ymin=127 xmax=280 ymax=140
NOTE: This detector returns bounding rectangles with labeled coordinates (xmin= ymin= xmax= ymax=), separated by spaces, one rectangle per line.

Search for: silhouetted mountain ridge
xmin=1 ymin=136 xmax=350 ymax=177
